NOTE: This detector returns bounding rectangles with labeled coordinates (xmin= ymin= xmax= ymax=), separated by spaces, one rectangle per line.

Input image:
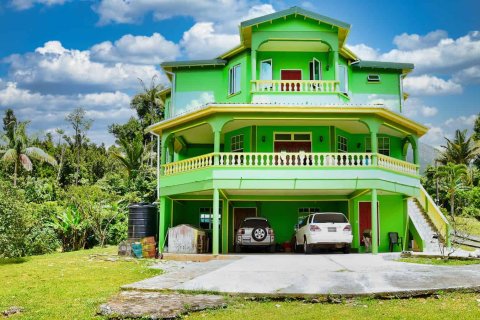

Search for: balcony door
xmin=274 ymin=133 xmax=312 ymax=153
xmin=281 ymin=69 xmax=302 ymax=91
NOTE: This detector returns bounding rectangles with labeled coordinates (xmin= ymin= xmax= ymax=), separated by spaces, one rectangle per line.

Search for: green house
xmin=149 ymin=7 xmax=450 ymax=255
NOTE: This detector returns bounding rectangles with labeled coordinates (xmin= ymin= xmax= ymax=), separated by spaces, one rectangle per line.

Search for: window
xmin=274 ymin=133 xmax=311 ymax=141
xmin=260 ymin=59 xmax=272 ymax=81
xmin=365 ymin=137 xmax=390 ymax=156
xmin=199 ymin=207 xmax=221 ymax=230
xmin=298 ymin=207 xmax=319 ymax=224
xmin=309 ymin=59 xmax=321 ymax=80
xmin=229 ymin=64 xmax=241 ymax=95
xmin=338 ymin=65 xmax=348 ymax=93
xmin=337 ymin=136 xmax=348 ymax=153
xmin=231 ymin=134 xmax=244 ymax=152
xmin=367 ymin=74 xmax=381 ymax=83
xmin=313 ymin=213 xmax=347 ymax=223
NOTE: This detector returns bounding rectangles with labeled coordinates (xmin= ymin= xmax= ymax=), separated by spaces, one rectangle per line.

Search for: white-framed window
xmin=260 ymin=59 xmax=272 ymax=80
xmin=367 ymin=74 xmax=381 ymax=83
xmin=337 ymin=136 xmax=348 ymax=153
xmin=366 ymin=137 xmax=390 ymax=156
xmin=231 ymin=134 xmax=244 ymax=152
xmin=338 ymin=65 xmax=348 ymax=93
xmin=309 ymin=58 xmax=321 ymax=80
xmin=229 ymin=64 xmax=241 ymax=95
xmin=274 ymin=132 xmax=311 ymax=142
xmin=199 ymin=207 xmax=221 ymax=230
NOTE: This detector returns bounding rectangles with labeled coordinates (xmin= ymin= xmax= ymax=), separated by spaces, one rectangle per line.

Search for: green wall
xmin=351 ymin=194 xmax=406 ymax=252
xmin=224 ymin=127 xmax=252 ymax=152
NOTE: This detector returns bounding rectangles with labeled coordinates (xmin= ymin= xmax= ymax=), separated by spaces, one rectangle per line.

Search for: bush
xmin=0 ymin=182 xmax=30 ymax=258
xmin=24 ymin=177 xmax=57 ymax=203
xmin=25 ymin=202 xmax=62 ymax=255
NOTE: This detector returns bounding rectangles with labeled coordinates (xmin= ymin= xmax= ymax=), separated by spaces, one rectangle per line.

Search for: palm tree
xmin=435 ymin=163 xmax=468 ymax=219
xmin=438 ymin=129 xmax=479 ymax=165
xmin=0 ymin=121 xmax=57 ymax=186
xmin=111 ymin=136 xmax=144 ymax=181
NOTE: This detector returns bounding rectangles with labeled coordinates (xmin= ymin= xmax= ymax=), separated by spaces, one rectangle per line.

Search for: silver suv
xmin=235 ymin=217 xmax=275 ymax=253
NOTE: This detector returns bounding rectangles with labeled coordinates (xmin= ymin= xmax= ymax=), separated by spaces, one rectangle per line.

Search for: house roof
xmin=240 ymin=6 xmax=351 ymax=30
xmin=160 ymin=59 xmax=227 ymax=69
xmin=351 ymin=60 xmax=414 ymax=73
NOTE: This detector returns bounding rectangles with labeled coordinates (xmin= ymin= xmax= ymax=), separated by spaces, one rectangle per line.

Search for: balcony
xmin=251 ymin=80 xmax=339 ymax=93
xmin=161 ymin=152 xmax=419 ymax=177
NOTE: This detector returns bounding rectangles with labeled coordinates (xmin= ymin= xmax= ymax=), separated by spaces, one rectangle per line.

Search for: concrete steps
xmin=407 ymin=199 xmax=441 ymax=253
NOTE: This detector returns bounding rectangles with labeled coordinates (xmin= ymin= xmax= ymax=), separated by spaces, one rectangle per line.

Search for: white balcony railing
xmin=251 ymin=80 xmax=339 ymax=93
xmin=162 ymin=152 xmax=419 ymax=176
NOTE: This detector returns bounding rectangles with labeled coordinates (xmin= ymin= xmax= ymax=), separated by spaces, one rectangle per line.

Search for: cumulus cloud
xmin=91 ymin=33 xmax=180 ymax=65
xmin=94 ymin=0 xmax=275 ymax=32
xmin=420 ymin=114 xmax=478 ymax=147
xmin=4 ymin=41 xmax=162 ymax=94
xmin=9 ymin=0 xmax=67 ymax=10
xmin=0 ymin=81 xmax=133 ymax=144
xmin=403 ymin=75 xmax=462 ymax=95
xmin=453 ymin=65 xmax=480 ymax=84
xmin=349 ymin=30 xmax=480 ymax=74
xmin=403 ymin=98 xmax=438 ymax=118
xmin=180 ymin=22 xmax=240 ymax=59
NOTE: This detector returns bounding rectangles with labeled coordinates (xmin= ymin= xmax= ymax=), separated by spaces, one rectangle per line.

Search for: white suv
xmin=236 ymin=217 xmax=275 ymax=253
xmin=294 ymin=212 xmax=352 ymax=254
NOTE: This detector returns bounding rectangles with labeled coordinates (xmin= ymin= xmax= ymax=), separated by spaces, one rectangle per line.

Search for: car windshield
xmin=313 ymin=214 xmax=347 ymax=223
xmin=242 ymin=219 xmax=270 ymax=228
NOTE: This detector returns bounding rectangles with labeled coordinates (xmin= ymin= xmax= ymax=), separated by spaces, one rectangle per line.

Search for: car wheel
xmin=294 ymin=238 xmax=302 ymax=253
xmin=304 ymin=238 xmax=312 ymax=254
xmin=343 ymin=245 xmax=351 ymax=254
xmin=252 ymin=227 xmax=267 ymax=242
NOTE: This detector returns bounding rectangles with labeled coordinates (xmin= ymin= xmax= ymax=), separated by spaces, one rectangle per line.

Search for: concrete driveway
xmin=124 ymin=253 xmax=480 ymax=295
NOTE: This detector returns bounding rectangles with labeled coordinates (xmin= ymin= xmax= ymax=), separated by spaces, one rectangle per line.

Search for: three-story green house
xmin=148 ymin=7 xmax=449 ymax=255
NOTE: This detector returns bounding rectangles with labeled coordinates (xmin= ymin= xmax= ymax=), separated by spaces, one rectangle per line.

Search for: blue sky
xmin=0 ymin=0 xmax=479 ymax=146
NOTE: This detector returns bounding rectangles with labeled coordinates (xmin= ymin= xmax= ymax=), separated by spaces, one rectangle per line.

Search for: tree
xmin=111 ymin=136 xmax=144 ymax=181
xmin=0 ymin=121 xmax=57 ymax=186
xmin=473 ymin=113 xmax=480 ymax=141
xmin=65 ymin=108 xmax=92 ymax=185
xmin=2 ymin=108 xmax=17 ymax=142
xmin=437 ymin=129 xmax=479 ymax=165
xmin=435 ymin=163 xmax=468 ymax=219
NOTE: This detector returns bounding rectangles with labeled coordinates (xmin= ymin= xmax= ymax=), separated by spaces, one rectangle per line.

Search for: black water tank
xmin=128 ymin=203 xmax=158 ymax=241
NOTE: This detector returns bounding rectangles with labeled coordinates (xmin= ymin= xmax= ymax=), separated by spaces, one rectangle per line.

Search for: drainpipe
xmin=163 ymin=70 xmax=176 ymax=117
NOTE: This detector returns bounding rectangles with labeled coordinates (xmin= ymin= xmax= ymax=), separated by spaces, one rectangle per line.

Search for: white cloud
xmin=393 ymin=30 xmax=448 ymax=50
xmin=420 ymin=106 xmax=438 ymax=117
xmin=0 ymin=81 xmax=133 ymax=144
xmin=444 ymin=114 xmax=477 ymax=128
xmin=420 ymin=124 xmax=447 ymax=147
xmin=4 ymin=41 xmax=162 ymax=94
xmin=94 ymin=0 xmax=275 ymax=32
xmin=403 ymin=98 xmax=438 ymax=118
xmin=453 ymin=65 xmax=480 ymax=84
xmin=91 ymin=33 xmax=180 ymax=65
xmin=180 ymin=22 xmax=240 ymax=59
xmin=403 ymin=75 xmax=462 ymax=95
xmin=9 ymin=0 xmax=67 ymax=10
xmin=349 ymin=31 xmax=480 ymax=73
xmin=420 ymin=114 xmax=478 ymax=148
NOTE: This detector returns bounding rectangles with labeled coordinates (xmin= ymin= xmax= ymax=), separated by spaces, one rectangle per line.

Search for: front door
xmin=233 ymin=208 xmax=257 ymax=241
xmin=274 ymin=141 xmax=312 ymax=153
xmin=359 ymin=202 xmax=380 ymax=246
xmin=281 ymin=70 xmax=302 ymax=91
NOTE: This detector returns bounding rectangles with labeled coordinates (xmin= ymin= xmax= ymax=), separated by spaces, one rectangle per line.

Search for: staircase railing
xmin=416 ymin=185 xmax=451 ymax=247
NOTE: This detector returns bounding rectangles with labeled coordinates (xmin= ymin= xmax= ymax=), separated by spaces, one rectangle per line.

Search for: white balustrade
xmin=251 ymin=80 xmax=339 ymax=93
xmin=161 ymin=152 xmax=419 ymax=176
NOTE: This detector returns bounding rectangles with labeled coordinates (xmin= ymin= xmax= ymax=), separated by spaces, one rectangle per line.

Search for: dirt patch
xmin=99 ymin=291 xmax=226 ymax=319
xmin=2 ymin=306 xmax=24 ymax=317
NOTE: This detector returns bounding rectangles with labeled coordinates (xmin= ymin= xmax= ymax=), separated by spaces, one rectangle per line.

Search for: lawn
xmin=398 ymin=257 xmax=480 ymax=266
xmin=454 ymin=216 xmax=480 ymax=237
xmin=186 ymin=293 xmax=480 ymax=320
xmin=0 ymin=247 xmax=161 ymax=320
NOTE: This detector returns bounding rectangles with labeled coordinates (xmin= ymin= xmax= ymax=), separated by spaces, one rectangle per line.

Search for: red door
xmin=274 ymin=141 xmax=311 ymax=153
xmin=281 ymin=70 xmax=302 ymax=91
xmin=359 ymin=202 xmax=379 ymax=245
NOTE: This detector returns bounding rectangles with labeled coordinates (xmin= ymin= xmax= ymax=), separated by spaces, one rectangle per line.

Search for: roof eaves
xmin=240 ymin=6 xmax=350 ymax=30
xmin=351 ymin=60 xmax=414 ymax=71
xmin=160 ymin=59 xmax=227 ymax=68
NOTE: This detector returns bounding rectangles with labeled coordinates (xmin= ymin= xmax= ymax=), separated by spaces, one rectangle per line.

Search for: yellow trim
xmin=148 ymin=105 xmax=429 ymax=137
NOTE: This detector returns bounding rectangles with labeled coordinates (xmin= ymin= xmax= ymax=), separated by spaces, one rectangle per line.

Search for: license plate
xmin=328 ymin=227 xmax=337 ymax=232
xmin=243 ymin=237 xmax=251 ymax=241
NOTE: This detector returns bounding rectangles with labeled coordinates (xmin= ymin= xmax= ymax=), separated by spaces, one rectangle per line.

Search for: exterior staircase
xmin=407 ymin=198 xmax=441 ymax=252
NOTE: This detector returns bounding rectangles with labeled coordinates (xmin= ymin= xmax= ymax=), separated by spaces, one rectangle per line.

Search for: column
xmin=158 ymin=196 xmax=167 ymax=253
xmin=212 ymin=188 xmax=220 ymax=255
xmin=370 ymin=130 xmax=378 ymax=166
xmin=371 ymin=189 xmax=378 ymax=254
xmin=222 ymin=198 xmax=229 ymax=254
xmin=213 ymin=129 xmax=221 ymax=165
xmin=403 ymin=197 xmax=409 ymax=251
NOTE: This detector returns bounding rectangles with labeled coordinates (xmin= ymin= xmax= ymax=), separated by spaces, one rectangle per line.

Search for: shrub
xmin=0 ymin=182 xmax=30 ymax=258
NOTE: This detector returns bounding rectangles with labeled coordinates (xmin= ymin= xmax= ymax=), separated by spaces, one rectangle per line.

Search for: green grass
xmin=454 ymin=216 xmax=480 ymax=237
xmin=0 ymin=247 xmax=161 ymax=320
xmin=398 ymin=257 xmax=480 ymax=266
xmin=185 ymin=293 xmax=480 ymax=320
